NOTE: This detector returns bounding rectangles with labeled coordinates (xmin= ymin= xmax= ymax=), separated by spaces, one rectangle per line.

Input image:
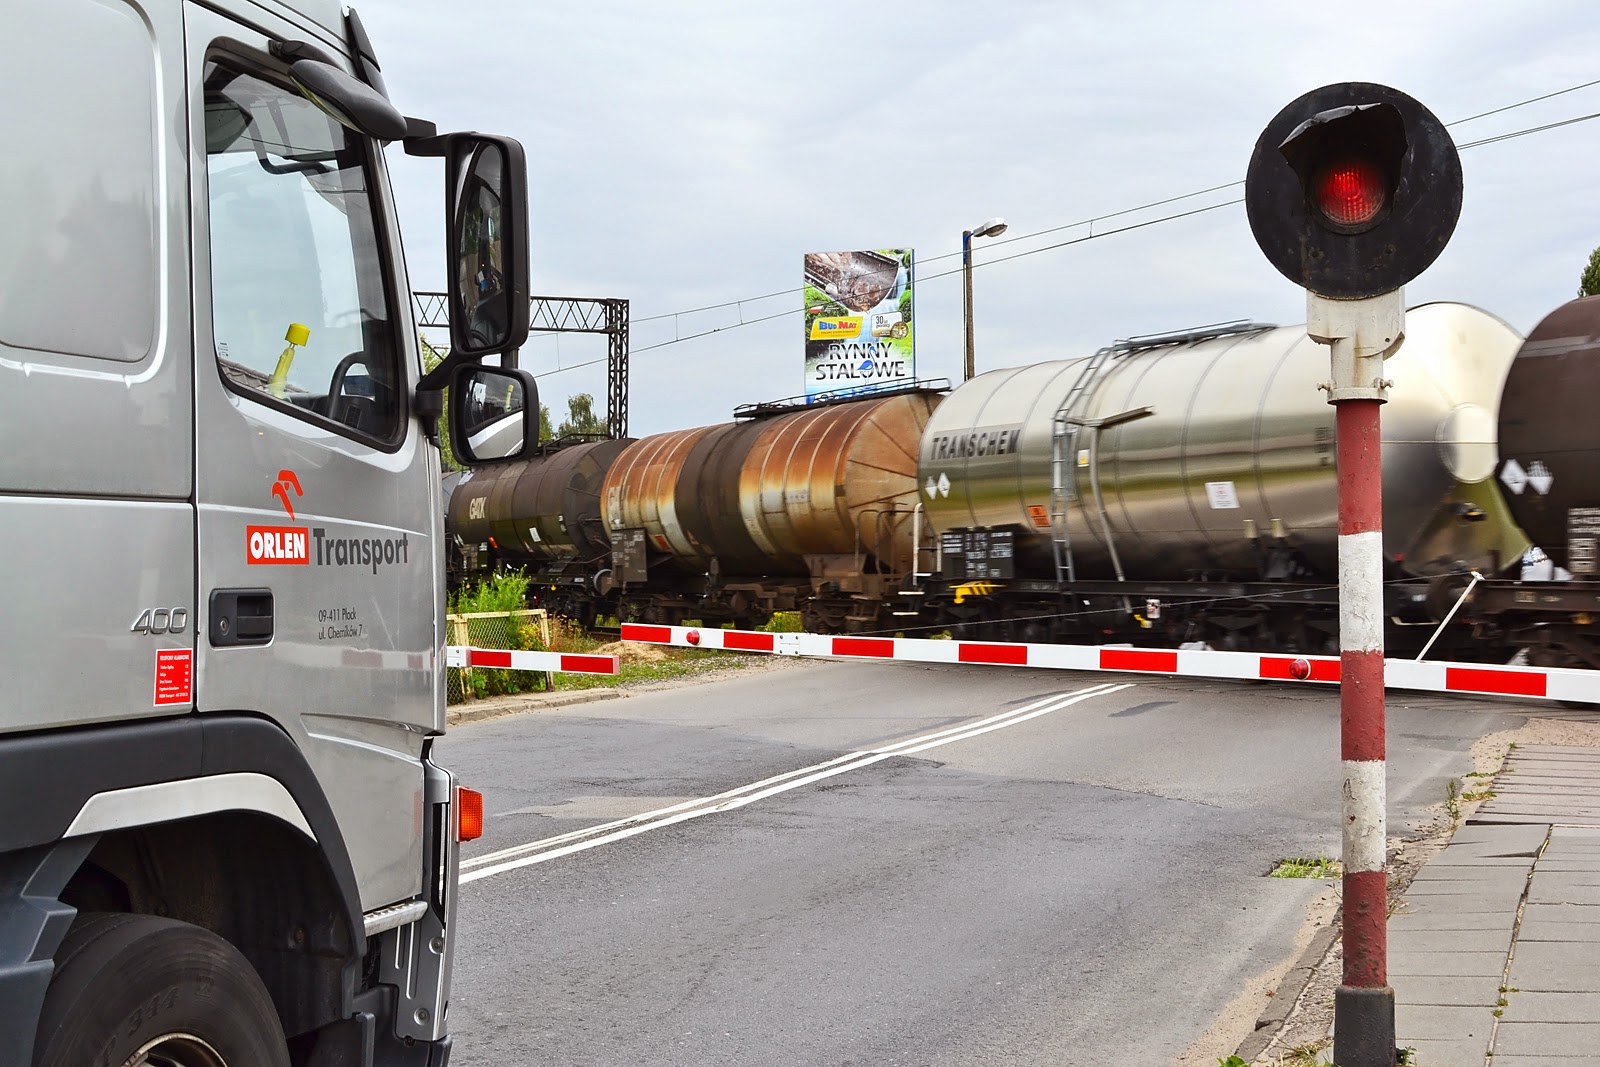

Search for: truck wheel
xmin=32 ymin=912 xmax=290 ymax=1067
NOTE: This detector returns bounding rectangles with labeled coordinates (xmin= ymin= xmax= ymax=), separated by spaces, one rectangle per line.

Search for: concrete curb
xmin=447 ymin=688 xmax=627 ymax=726
xmin=1234 ymin=923 xmax=1340 ymax=1063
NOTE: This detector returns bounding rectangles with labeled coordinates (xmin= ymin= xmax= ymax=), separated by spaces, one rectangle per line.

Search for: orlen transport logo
xmin=247 ymin=525 xmax=309 ymax=564
xmin=248 ymin=469 xmax=308 ymax=565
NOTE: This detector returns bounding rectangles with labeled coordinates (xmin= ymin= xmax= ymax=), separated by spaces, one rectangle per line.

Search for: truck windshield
xmin=203 ymin=58 xmax=401 ymax=443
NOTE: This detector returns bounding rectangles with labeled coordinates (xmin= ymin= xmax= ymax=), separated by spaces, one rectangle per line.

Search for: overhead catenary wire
xmin=531 ymin=88 xmax=1600 ymax=380
xmin=623 ymin=79 xmax=1600 ymax=326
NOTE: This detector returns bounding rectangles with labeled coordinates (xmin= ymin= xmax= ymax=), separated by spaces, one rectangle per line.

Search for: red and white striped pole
xmin=1315 ymin=298 xmax=1403 ymax=1067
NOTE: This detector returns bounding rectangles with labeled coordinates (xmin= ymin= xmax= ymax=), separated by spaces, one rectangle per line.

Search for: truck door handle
xmin=210 ymin=589 xmax=274 ymax=647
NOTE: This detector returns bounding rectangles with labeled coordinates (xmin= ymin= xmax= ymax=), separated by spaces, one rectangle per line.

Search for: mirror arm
xmin=414 ymin=386 xmax=444 ymax=445
xmin=403 ymin=123 xmax=448 ymax=155
xmin=417 ymin=346 xmax=465 ymax=393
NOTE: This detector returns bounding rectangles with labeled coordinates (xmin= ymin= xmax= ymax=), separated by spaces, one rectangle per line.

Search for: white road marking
xmin=461 ymin=682 xmax=1133 ymax=884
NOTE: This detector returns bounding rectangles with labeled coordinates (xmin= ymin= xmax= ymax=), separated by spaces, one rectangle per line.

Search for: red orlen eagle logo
xmin=271 ymin=469 xmax=302 ymax=520
xmin=249 ymin=469 xmax=308 ymax=565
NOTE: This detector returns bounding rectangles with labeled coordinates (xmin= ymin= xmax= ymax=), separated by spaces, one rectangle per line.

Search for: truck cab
xmin=0 ymin=2 xmax=536 ymax=1063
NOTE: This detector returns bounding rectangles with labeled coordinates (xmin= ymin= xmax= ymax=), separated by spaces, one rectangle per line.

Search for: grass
xmin=555 ymin=646 xmax=761 ymax=690
xmin=538 ymin=616 xmax=766 ymax=691
xmin=1269 ymin=856 xmax=1343 ymax=879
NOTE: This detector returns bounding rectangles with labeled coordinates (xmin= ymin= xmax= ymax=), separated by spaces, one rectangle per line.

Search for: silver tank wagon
xmin=919 ymin=302 xmax=1529 ymax=582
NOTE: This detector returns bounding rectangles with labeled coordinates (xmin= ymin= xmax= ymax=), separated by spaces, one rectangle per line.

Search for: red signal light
xmin=1313 ymin=158 xmax=1387 ymax=228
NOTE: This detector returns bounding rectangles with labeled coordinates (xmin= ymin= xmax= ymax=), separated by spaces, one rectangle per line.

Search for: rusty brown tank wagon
xmin=600 ymin=387 xmax=943 ymax=628
xmin=444 ymin=384 xmax=945 ymax=631
xmin=446 ymin=437 xmax=633 ymax=616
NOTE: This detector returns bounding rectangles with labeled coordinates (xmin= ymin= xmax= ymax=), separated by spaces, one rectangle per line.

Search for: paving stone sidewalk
xmin=1389 ymin=744 xmax=1600 ymax=1066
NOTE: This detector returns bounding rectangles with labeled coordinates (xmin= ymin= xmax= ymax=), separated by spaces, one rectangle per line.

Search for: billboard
xmin=803 ymin=249 xmax=914 ymax=402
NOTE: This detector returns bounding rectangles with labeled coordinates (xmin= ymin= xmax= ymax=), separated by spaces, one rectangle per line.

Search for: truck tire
xmin=31 ymin=912 xmax=290 ymax=1067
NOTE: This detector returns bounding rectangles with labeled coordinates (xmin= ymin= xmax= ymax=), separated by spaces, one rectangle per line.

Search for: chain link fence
xmin=446 ymin=609 xmax=553 ymax=704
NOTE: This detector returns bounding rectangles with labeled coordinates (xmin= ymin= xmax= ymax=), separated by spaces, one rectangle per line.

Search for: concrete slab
xmin=1475 ymin=813 xmax=1600 ymax=825
xmin=1403 ymin=875 xmax=1531 ymax=895
xmin=1528 ymin=878 xmax=1600 ymax=905
xmin=1392 ymin=1036 xmax=1491 ymax=1065
xmin=1507 ymin=942 xmax=1600 ymax=991
xmin=1483 ymin=784 xmax=1600 ymax=794
xmin=1394 ymin=1003 xmax=1496 ymax=1041
xmin=1444 ymin=824 xmax=1550 ymax=850
xmin=1391 ymin=974 xmax=1505 ymax=1006
xmin=1465 ymin=825 xmax=1600 ymax=831
xmin=1489 ymin=1058 xmax=1600 ymax=1067
xmin=1392 ymin=892 xmax=1526 ymax=916
xmin=1414 ymin=863 xmax=1536 ymax=883
xmin=1388 ymin=911 xmax=1516 ymax=932
xmin=1515 ymin=920 xmax=1600 ymax=942
xmin=1425 ymin=854 xmax=1538 ymax=867
xmin=1499 ymin=990 xmax=1600 ymax=1023
xmin=1495 ymin=1020 xmax=1600 ymax=1057
xmin=1522 ymin=901 xmax=1600 ymax=924
xmin=1389 ymin=950 xmax=1511 ymax=978
xmin=1553 ymin=827 xmax=1600 ymax=839
xmin=1387 ymin=928 xmax=1514 ymax=954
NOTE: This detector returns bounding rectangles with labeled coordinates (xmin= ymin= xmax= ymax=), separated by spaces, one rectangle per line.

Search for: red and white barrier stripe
xmin=619 ymin=623 xmax=1600 ymax=705
xmin=444 ymin=646 xmax=619 ymax=675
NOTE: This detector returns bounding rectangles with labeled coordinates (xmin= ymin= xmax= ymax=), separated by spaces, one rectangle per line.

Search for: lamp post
xmin=962 ymin=217 xmax=1007 ymax=381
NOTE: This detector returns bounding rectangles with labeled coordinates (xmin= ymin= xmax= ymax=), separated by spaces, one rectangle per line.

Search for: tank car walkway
xmin=1384 ymin=744 xmax=1600 ymax=1066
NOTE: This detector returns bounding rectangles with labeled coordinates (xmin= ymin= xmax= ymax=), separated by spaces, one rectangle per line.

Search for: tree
xmin=1581 ymin=246 xmax=1600 ymax=298
xmin=554 ymin=392 xmax=608 ymax=439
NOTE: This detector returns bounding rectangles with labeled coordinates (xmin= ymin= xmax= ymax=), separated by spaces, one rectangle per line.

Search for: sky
xmin=357 ymin=0 xmax=1600 ymax=438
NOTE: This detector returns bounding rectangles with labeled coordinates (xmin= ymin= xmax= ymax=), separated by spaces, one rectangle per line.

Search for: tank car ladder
xmin=1048 ymin=344 xmax=1117 ymax=583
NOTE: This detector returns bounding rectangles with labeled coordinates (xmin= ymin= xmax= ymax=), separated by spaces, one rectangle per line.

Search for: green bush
xmin=762 ymin=611 xmax=803 ymax=633
xmin=450 ymin=569 xmax=531 ymax=615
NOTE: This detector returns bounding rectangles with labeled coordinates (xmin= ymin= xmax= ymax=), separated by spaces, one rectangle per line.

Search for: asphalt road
xmin=436 ymin=659 xmax=1535 ymax=1066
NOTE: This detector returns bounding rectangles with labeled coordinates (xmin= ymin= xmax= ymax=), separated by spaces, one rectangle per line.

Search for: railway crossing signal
xmin=1245 ymin=81 xmax=1465 ymax=1067
xmin=1245 ymin=81 xmax=1462 ymax=299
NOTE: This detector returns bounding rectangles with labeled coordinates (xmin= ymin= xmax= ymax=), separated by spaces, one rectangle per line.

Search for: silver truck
xmin=1 ymin=2 xmax=539 ymax=1063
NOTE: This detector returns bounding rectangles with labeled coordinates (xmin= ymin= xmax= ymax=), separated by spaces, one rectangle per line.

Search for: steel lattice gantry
xmin=412 ymin=293 xmax=630 ymax=439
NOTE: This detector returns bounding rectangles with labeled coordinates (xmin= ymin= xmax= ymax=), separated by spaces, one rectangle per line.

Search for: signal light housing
xmin=1245 ymin=83 xmax=1462 ymax=299
xmin=457 ymin=785 xmax=484 ymax=842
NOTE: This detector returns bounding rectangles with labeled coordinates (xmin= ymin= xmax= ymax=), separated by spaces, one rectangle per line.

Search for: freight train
xmin=445 ymin=296 xmax=1600 ymax=665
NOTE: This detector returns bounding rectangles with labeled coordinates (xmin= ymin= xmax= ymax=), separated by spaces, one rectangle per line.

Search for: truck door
xmin=185 ymin=6 xmax=441 ymax=910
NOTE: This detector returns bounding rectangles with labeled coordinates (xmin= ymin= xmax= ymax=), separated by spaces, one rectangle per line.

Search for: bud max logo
xmin=809 ymin=316 xmax=863 ymax=340
xmin=248 ymin=525 xmax=309 ymax=565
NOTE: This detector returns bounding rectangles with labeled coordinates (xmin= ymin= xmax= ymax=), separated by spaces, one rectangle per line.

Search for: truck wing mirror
xmin=439 ymin=136 xmax=531 ymax=359
xmin=449 ymin=364 xmax=538 ymax=465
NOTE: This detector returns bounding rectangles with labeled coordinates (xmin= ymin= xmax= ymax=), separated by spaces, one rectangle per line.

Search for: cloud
xmin=359 ymin=0 xmax=1600 ymax=436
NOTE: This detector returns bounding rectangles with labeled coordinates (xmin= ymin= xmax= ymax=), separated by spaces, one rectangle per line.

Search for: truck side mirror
xmin=446 ymin=137 xmax=531 ymax=359
xmin=449 ymin=364 xmax=538 ymax=465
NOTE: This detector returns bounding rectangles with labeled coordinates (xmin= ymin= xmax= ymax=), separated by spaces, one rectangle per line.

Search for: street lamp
xmin=962 ymin=217 xmax=1007 ymax=381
